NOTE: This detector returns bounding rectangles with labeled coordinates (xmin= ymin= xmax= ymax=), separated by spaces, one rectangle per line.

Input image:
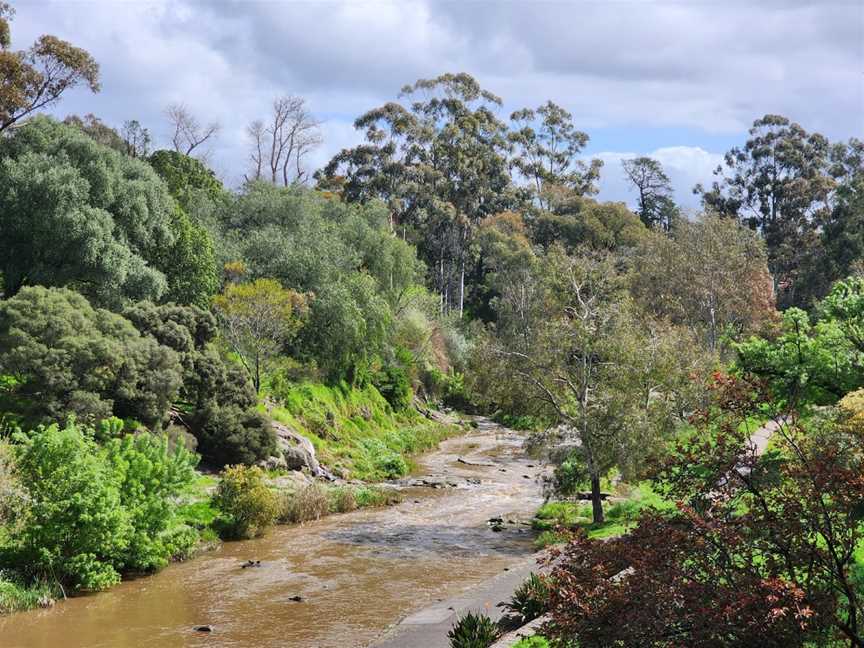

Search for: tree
xmin=301 ymin=273 xmax=391 ymax=381
xmin=246 ymin=95 xmax=321 ymax=185
xmin=165 ymin=103 xmax=219 ymax=159
xmin=120 ymin=119 xmax=151 ymax=158
xmin=0 ymin=287 xmax=183 ymax=429
xmin=320 ymin=72 xmax=517 ymax=316
xmin=810 ymin=139 xmax=864 ymax=303
xmin=0 ymin=3 xmax=100 ymax=132
xmin=530 ymin=188 xmax=647 ymax=253
xmin=121 ymin=300 xmax=276 ymax=467
xmin=695 ymin=115 xmax=835 ymax=307
xmin=147 ymin=150 xmax=223 ymax=307
xmin=510 ymin=100 xmax=602 ymax=206
xmin=495 ymin=251 xmax=685 ymax=523
xmin=213 ymin=279 xmax=309 ymax=393
xmin=621 ymin=156 xmax=677 ymax=230
xmin=631 ymin=214 xmax=776 ymax=351
xmin=0 ymin=117 xmax=177 ymax=306
xmin=148 ymin=149 xmax=225 ymax=211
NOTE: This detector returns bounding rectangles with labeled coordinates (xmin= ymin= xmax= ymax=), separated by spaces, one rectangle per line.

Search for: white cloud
xmin=7 ymin=0 xmax=861 ymax=189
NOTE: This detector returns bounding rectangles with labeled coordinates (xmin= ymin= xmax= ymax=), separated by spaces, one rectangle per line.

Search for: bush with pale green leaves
xmin=3 ymin=421 xmax=198 ymax=592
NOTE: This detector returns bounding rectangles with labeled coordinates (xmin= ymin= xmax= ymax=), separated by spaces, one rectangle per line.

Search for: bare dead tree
xmin=246 ymin=119 xmax=266 ymax=181
xmin=165 ymin=102 xmax=220 ymax=158
xmin=245 ymin=95 xmax=321 ymax=185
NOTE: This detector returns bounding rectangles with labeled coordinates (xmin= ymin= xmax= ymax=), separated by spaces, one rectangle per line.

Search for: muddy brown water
xmin=0 ymin=420 xmax=544 ymax=648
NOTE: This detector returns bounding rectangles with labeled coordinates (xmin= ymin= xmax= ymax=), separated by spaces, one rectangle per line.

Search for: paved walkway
xmin=371 ymin=554 xmax=542 ymax=648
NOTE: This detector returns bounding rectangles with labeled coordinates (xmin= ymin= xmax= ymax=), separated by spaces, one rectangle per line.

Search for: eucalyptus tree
xmin=319 ymin=72 xmax=517 ymax=316
xmin=695 ymin=115 xmax=835 ymax=306
xmin=621 ymin=156 xmax=677 ymax=230
xmin=0 ymin=2 xmax=100 ymax=132
xmin=509 ymin=100 xmax=602 ymax=206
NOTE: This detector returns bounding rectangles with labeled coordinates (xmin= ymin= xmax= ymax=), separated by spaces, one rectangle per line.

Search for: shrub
xmin=0 ymin=440 xmax=21 ymax=528
xmin=501 ymin=573 xmax=550 ymax=623
xmin=212 ymin=465 xmax=279 ymax=539
xmin=281 ymin=482 xmax=330 ymax=524
xmin=191 ymin=404 xmax=276 ymax=468
xmin=373 ymin=363 xmax=413 ymax=411
xmin=104 ymin=432 xmax=198 ymax=571
xmin=0 ymin=572 xmax=60 ymax=613
xmin=354 ymin=486 xmax=391 ymax=508
xmin=448 ymin=611 xmax=500 ymax=648
xmin=361 ymin=438 xmax=409 ymax=479
xmin=8 ymin=422 xmax=198 ymax=592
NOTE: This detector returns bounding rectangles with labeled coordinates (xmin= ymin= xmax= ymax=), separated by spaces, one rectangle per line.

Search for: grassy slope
xmin=268 ymin=381 xmax=461 ymax=481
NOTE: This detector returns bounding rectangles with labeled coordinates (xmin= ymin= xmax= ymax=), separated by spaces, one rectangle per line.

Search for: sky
xmin=10 ymin=0 xmax=864 ymax=209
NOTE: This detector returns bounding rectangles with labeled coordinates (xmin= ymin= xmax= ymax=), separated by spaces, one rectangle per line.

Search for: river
xmin=0 ymin=419 xmax=544 ymax=648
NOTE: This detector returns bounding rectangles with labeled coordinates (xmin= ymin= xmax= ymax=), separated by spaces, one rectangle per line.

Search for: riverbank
xmin=0 ymin=419 xmax=544 ymax=648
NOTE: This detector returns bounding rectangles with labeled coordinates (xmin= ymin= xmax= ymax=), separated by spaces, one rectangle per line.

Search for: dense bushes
xmin=2 ymin=422 xmax=197 ymax=592
xmin=0 ymin=290 xmax=275 ymax=467
xmin=0 ymin=287 xmax=183 ymax=429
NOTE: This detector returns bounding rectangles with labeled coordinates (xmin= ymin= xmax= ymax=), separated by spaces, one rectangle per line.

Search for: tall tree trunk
xmin=590 ymin=473 xmax=604 ymax=524
xmin=459 ymin=255 xmax=465 ymax=319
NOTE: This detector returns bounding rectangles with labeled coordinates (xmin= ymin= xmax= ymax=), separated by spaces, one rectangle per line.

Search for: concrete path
xmin=371 ymin=554 xmax=542 ymax=648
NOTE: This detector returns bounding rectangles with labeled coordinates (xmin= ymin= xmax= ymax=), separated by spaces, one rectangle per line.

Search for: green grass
xmin=268 ymin=381 xmax=461 ymax=481
xmin=0 ymin=573 xmax=61 ymax=614
xmin=534 ymin=481 xmax=672 ymax=547
xmin=512 ymin=637 xmax=550 ymax=648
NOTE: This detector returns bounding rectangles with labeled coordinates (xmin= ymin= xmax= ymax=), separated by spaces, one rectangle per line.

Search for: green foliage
xmin=373 ymin=363 xmax=413 ymax=411
xmin=448 ymin=611 xmax=500 ymax=648
xmin=511 ymin=638 xmax=550 ymax=648
xmin=0 ymin=117 xmax=174 ymax=306
xmin=0 ymin=572 xmax=60 ymax=613
xmin=7 ymin=421 xmax=197 ymax=592
xmin=121 ymin=299 xmax=276 ymax=466
xmin=148 ymin=150 xmax=225 ymax=213
xmin=213 ymin=278 xmax=309 ymax=392
xmin=156 ymin=206 xmax=219 ymax=308
xmin=0 ymin=286 xmax=183 ymax=429
xmin=103 ymin=432 xmax=198 ymax=571
xmin=735 ymin=307 xmax=858 ymax=407
xmin=212 ymin=465 xmax=279 ymax=539
xmin=191 ymin=403 xmax=275 ymax=468
xmin=268 ymin=381 xmax=456 ymax=481
xmin=502 ymin=572 xmax=550 ymax=623
xmin=302 ymin=274 xmax=391 ymax=381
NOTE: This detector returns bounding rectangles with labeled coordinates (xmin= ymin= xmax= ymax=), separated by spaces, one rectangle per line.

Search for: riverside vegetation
xmin=2 ymin=5 xmax=864 ymax=646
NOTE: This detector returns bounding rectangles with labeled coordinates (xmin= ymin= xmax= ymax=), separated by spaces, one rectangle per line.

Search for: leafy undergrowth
xmin=512 ymin=637 xmax=550 ymax=648
xmin=533 ymin=482 xmax=673 ymax=548
xmin=268 ymin=381 xmax=461 ymax=481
